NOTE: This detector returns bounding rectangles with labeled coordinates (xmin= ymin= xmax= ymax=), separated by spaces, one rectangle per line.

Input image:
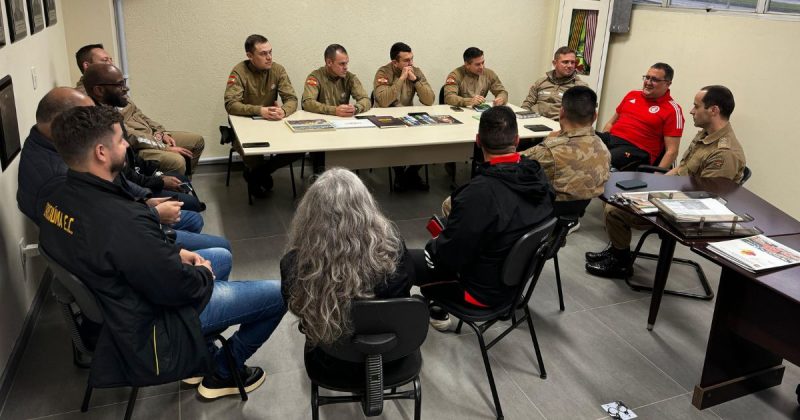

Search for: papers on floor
xmin=601 ymin=401 xmax=637 ymax=419
xmin=707 ymin=235 xmax=800 ymax=272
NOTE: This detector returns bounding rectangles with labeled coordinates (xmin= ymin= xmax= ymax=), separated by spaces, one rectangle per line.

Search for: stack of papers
xmin=329 ymin=119 xmax=375 ymax=129
xmin=708 ymin=235 xmax=800 ymax=272
xmin=650 ymin=197 xmax=737 ymax=222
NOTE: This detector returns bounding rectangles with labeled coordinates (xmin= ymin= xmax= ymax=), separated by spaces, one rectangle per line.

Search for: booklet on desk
xmin=708 ymin=235 xmax=800 ymax=272
xmin=431 ymin=115 xmax=463 ymax=124
xmin=366 ymin=115 xmax=406 ymax=129
xmin=612 ymin=190 xmax=682 ymax=214
xmin=515 ymin=110 xmax=540 ymax=119
xmin=329 ymin=119 xmax=376 ymax=129
xmin=650 ymin=196 xmax=737 ymax=222
xmin=285 ymin=119 xmax=335 ymax=132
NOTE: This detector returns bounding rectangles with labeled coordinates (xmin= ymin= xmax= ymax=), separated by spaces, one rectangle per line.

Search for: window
xmin=634 ymin=0 xmax=800 ymax=15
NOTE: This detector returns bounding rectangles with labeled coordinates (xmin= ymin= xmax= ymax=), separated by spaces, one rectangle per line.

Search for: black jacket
xmin=38 ymin=170 xmax=214 ymax=387
xmin=17 ymin=126 xmax=152 ymax=226
xmin=426 ymin=155 xmax=554 ymax=306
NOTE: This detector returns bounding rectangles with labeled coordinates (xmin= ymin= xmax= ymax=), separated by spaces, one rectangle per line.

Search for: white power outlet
xmin=30 ymin=66 xmax=38 ymax=90
xmin=18 ymin=238 xmax=40 ymax=280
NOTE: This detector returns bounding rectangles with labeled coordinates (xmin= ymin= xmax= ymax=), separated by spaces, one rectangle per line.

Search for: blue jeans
xmin=172 ymin=210 xmax=203 ymax=233
xmin=195 ymin=248 xmax=232 ymax=281
xmin=176 ymin=230 xmax=231 ymax=252
xmin=199 ymin=280 xmax=286 ymax=377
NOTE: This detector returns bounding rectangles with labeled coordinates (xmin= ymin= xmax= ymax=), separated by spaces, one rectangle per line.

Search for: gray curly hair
xmin=286 ymin=168 xmax=403 ymax=345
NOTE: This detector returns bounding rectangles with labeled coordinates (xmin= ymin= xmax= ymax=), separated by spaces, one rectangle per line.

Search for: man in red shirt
xmin=599 ymin=63 xmax=684 ymax=170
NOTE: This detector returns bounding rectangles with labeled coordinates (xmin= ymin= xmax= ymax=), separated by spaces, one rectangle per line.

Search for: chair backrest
xmin=39 ymin=246 xmax=104 ymax=324
xmin=501 ymin=217 xmax=557 ymax=288
xmin=438 ymin=85 xmax=445 ymax=105
xmin=318 ymin=297 xmax=429 ymax=364
xmin=219 ymin=125 xmax=234 ymax=146
xmin=740 ymin=166 xmax=752 ymax=185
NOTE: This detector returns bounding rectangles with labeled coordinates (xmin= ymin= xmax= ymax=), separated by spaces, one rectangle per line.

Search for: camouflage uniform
xmin=521 ymin=70 xmax=587 ymax=120
xmin=443 ymin=66 xmax=508 ymax=107
xmin=224 ymin=60 xmax=298 ymax=169
xmin=76 ymin=76 xmax=204 ymax=175
xmin=521 ymin=126 xmax=610 ymax=201
xmin=373 ymin=63 xmax=435 ymax=107
xmin=301 ymin=67 xmax=371 ymax=115
xmin=605 ymin=122 xmax=746 ymax=249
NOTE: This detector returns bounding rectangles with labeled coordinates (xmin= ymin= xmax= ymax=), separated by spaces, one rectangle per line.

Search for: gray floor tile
xmin=591 ymin=289 xmax=716 ymax=390
xmin=25 ymin=393 xmax=180 ymax=420
xmin=229 ymin=235 xmax=287 ymax=280
xmin=629 ymin=393 xmax=721 ymax=420
xmin=710 ymin=362 xmax=800 ymax=420
xmin=490 ymin=311 xmax=686 ymax=420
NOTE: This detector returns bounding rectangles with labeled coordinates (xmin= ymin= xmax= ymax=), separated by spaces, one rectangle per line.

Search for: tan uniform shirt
xmin=373 ymin=63 xmax=435 ymax=107
xmin=443 ymin=66 xmax=508 ymax=107
xmin=301 ymin=67 xmax=371 ymax=115
xmin=77 ymin=76 xmax=165 ymax=150
xmin=522 ymin=126 xmax=610 ymax=201
xmin=521 ymin=71 xmax=587 ymax=120
xmin=675 ymin=122 xmax=746 ymax=183
xmin=224 ymin=61 xmax=297 ymax=117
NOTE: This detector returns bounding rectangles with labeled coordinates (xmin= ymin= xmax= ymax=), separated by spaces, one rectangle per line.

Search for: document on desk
xmin=613 ymin=190 xmax=681 ymax=214
xmin=708 ymin=235 xmax=800 ymax=272
xmin=651 ymin=197 xmax=736 ymax=222
xmin=329 ymin=119 xmax=376 ymax=129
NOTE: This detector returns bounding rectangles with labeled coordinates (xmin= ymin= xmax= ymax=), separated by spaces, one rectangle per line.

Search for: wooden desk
xmin=690 ymin=234 xmax=800 ymax=409
xmin=601 ymin=172 xmax=800 ymax=330
xmin=228 ymin=104 xmax=559 ymax=169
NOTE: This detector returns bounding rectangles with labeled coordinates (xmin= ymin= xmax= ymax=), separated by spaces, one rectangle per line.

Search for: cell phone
xmin=242 ymin=142 xmax=270 ymax=148
xmin=177 ymin=182 xmax=193 ymax=194
xmin=524 ymin=124 xmax=552 ymax=132
xmin=251 ymin=116 xmax=265 ymax=120
xmin=355 ymin=115 xmax=374 ymax=119
xmin=450 ymin=106 xmax=464 ymax=112
xmin=616 ymin=179 xmax=648 ymax=190
xmin=408 ymin=112 xmax=429 ymax=116
xmin=426 ymin=215 xmax=445 ymax=238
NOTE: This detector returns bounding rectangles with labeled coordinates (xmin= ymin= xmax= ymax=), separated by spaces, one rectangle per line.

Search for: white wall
xmin=0 ymin=0 xmax=70 ymax=382
xmin=600 ymin=6 xmax=800 ymax=219
xmin=119 ymin=0 xmax=561 ymax=159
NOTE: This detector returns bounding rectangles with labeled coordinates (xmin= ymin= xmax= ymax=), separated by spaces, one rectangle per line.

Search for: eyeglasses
xmin=642 ymin=75 xmax=668 ymax=83
xmin=98 ymin=79 xmax=128 ymax=88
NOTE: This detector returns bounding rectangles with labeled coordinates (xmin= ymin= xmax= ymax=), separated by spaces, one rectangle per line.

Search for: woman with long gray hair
xmin=280 ymin=168 xmax=414 ymax=346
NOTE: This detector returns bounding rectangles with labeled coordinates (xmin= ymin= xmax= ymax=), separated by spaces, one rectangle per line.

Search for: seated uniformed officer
xmin=586 ymin=85 xmax=746 ymax=278
xmin=74 ymin=44 xmax=205 ymax=176
xmin=40 ymin=105 xmax=286 ymax=399
xmin=374 ymin=42 xmax=435 ymax=191
xmin=521 ymin=86 xmax=610 ymax=215
xmin=302 ymin=44 xmax=371 ymax=176
xmin=224 ymin=34 xmax=302 ymax=197
xmin=443 ymin=47 xmax=508 ymax=108
xmin=521 ymin=46 xmax=588 ymax=121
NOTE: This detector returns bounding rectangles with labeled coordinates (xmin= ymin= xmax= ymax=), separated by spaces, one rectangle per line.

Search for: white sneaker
xmin=429 ymin=315 xmax=451 ymax=332
xmin=567 ymin=221 xmax=581 ymax=235
xmin=182 ymin=376 xmax=203 ymax=386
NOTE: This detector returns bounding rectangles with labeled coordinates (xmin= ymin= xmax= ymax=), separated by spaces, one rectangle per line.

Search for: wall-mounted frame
xmin=0 ymin=75 xmax=21 ymax=171
xmin=26 ymin=0 xmax=43 ymax=34
xmin=4 ymin=0 xmax=27 ymax=43
xmin=43 ymin=0 xmax=55 ymax=26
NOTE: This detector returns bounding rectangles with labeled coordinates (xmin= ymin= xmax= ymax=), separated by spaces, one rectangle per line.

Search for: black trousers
xmin=596 ymin=132 xmax=651 ymax=171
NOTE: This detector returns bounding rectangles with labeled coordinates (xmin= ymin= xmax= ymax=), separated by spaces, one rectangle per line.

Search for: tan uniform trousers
xmin=604 ymin=203 xmax=653 ymax=250
xmin=138 ymin=131 xmax=205 ymax=175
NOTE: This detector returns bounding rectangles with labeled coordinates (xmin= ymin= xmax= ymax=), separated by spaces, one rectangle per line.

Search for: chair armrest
xmin=636 ymin=164 xmax=668 ymax=174
xmin=353 ymin=333 xmax=397 ymax=355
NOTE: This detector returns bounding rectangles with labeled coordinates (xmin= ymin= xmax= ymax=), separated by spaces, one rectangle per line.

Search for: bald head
xmin=35 ymin=87 xmax=94 ymax=139
xmin=83 ymin=63 xmax=128 ymax=107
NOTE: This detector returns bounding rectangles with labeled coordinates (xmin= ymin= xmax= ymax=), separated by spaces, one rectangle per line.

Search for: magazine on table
xmin=366 ymin=115 xmax=406 ymax=129
xmin=707 ymin=235 xmax=800 ymax=272
xmin=329 ymin=119 xmax=376 ymax=129
xmin=285 ymin=119 xmax=335 ymax=132
xmin=430 ymin=115 xmax=463 ymax=124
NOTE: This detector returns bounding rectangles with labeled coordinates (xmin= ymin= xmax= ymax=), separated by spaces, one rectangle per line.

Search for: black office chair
xmin=304 ymin=297 xmax=429 ymax=420
xmin=626 ymin=166 xmax=752 ymax=300
xmin=546 ymin=199 xmax=592 ymax=311
xmin=40 ymin=246 xmax=246 ymax=420
xmin=220 ymin=122 xmax=301 ymax=202
xmin=425 ymin=217 xmax=557 ymax=420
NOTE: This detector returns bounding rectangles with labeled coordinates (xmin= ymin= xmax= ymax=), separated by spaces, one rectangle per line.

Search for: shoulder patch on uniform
xmin=705 ymin=158 xmax=724 ymax=170
xmin=376 ymin=77 xmax=389 ymax=86
xmin=717 ymin=137 xmax=731 ymax=149
xmin=445 ymin=75 xmax=456 ymax=85
xmin=306 ymin=76 xmax=318 ymax=87
xmin=227 ymin=74 xmax=236 ymax=86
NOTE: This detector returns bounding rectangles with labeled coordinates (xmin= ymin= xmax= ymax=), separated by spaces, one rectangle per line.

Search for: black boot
xmin=585 ymin=247 xmax=633 ymax=279
xmin=585 ymin=246 xmax=614 ymax=263
xmin=243 ymin=168 xmax=268 ymax=199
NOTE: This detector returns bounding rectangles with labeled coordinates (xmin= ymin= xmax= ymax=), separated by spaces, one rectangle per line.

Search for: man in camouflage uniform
xmin=302 ymin=44 xmax=371 ymax=175
xmin=521 ymin=47 xmax=588 ymax=120
xmin=586 ymin=85 xmax=746 ymax=278
xmin=373 ymin=42 xmax=435 ymax=191
xmin=224 ymin=34 xmax=300 ymax=196
xmin=522 ymin=86 xmax=609 ymax=216
xmin=443 ymin=47 xmax=508 ymax=108
xmin=74 ymin=44 xmax=204 ymax=176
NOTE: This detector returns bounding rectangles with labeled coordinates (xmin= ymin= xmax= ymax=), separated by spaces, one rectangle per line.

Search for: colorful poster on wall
xmin=26 ymin=0 xmax=44 ymax=34
xmin=4 ymin=0 xmax=27 ymax=43
xmin=568 ymin=9 xmax=599 ymax=76
xmin=44 ymin=0 xmax=55 ymax=26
